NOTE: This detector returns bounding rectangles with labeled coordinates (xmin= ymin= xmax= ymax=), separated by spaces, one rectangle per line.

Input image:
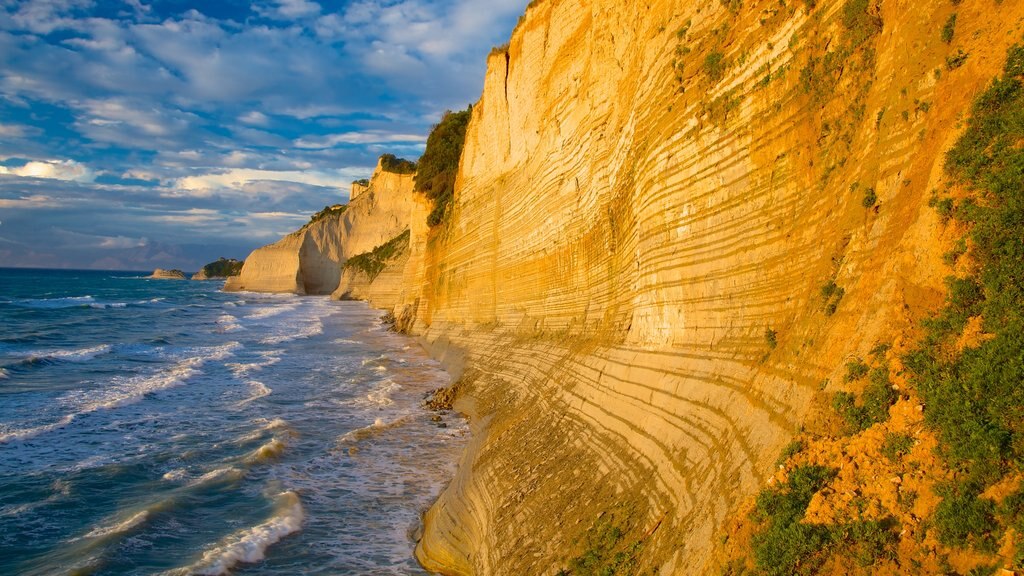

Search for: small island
xmin=192 ymin=257 xmax=244 ymax=280
xmin=148 ymin=268 xmax=187 ymax=280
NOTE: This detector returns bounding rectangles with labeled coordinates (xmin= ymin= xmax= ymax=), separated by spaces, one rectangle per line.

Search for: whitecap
xmin=259 ymin=320 xmax=322 ymax=345
xmin=246 ymin=438 xmax=287 ymax=464
xmin=166 ymin=491 xmax=303 ymax=576
xmin=162 ymin=469 xmax=189 ymax=482
xmin=333 ymin=338 xmax=362 ymax=345
xmin=244 ymin=305 xmax=296 ymax=321
xmin=360 ymin=354 xmax=388 ymax=367
xmin=0 ymin=368 xmax=8 ymax=379
xmin=1 ymin=343 xmax=242 ymax=444
xmin=13 ymin=295 xmax=95 ymax=309
xmin=216 ymin=315 xmax=242 ymax=333
xmin=226 ymin=351 xmax=282 ymax=378
xmin=187 ymin=467 xmax=245 ymax=488
xmin=350 ymin=380 xmax=401 ymax=409
xmin=26 ymin=344 xmax=113 ymax=363
xmin=0 ymin=414 xmax=76 ymax=443
xmin=80 ymin=510 xmax=150 ymax=540
xmin=237 ymin=380 xmax=272 ymax=406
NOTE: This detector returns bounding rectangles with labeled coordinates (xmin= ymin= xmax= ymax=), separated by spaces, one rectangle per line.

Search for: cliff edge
xmin=225 ymin=158 xmax=416 ymax=294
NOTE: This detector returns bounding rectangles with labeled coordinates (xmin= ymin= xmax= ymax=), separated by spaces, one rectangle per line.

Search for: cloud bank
xmin=0 ymin=0 xmax=528 ymax=270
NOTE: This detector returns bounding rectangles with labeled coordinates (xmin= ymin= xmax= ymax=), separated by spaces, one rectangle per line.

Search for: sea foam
xmin=170 ymin=491 xmax=304 ymax=576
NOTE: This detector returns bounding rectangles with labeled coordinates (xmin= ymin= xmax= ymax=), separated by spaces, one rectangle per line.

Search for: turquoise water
xmin=0 ymin=268 xmax=465 ymax=575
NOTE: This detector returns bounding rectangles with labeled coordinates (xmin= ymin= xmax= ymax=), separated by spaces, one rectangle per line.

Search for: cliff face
xmin=225 ymin=160 xmax=416 ymax=295
xmin=390 ymin=0 xmax=1024 ymax=574
xmin=223 ymin=0 xmax=1024 ymax=571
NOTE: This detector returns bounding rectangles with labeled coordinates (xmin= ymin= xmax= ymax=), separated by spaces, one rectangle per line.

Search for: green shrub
xmin=379 ymin=153 xmax=417 ymax=174
xmin=704 ymin=51 xmax=728 ymax=82
xmin=558 ymin=516 xmax=643 ymax=576
xmin=777 ymin=440 xmax=805 ymax=466
xmin=416 ymin=107 xmax=473 ymax=227
xmin=934 ymin=484 xmax=1000 ymax=550
xmin=765 ymin=328 xmax=778 ymax=349
xmin=830 ymin=518 xmax=899 ymax=567
xmin=880 ymin=432 xmax=915 ymax=461
xmin=197 ymin=257 xmax=244 ymax=278
xmin=946 ymin=49 xmax=968 ymax=70
xmin=821 ymin=281 xmax=846 ymax=316
xmin=941 ymin=13 xmax=957 ymax=44
xmin=862 ymin=187 xmax=878 ymax=208
xmin=841 ymin=0 xmax=883 ymax=46
xmin=343 ymin=230 xmax=411 ymax=281
xmin=869 ymin=342 xmax=892 ymax=359
xmin=353 ymin=178 xmax=370 ymax=187
xmin=752 ymin=465 xmax=837 ymax=576
xmin=902 ymin=43 xmax=1024 ymax=556
xmin=305 ymin=204 xmax=347 ymax=228
xmin=844 ymin=358 xmax=870 ymax=382
xmin=833 ymin=363 xmax=896 ymax=434
xmin=720 ymin=0 xmax=742 ymax=14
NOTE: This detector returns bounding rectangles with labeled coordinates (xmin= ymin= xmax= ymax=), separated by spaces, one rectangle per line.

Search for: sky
xmin=0 ymin=0 xmax=528 ymax=271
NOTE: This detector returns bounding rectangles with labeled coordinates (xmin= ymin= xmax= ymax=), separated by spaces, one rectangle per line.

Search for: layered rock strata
xmin=225 ymin=159 xmax=416 ymax=294
xmin=227 ymin=0 xmax=1024 ymax=572
xmin=392 ymin=0 xmax=1024 ymax=573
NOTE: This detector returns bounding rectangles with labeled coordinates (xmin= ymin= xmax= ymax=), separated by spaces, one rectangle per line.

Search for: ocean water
xmin=0 ymin=268 xmax=466 ymax=575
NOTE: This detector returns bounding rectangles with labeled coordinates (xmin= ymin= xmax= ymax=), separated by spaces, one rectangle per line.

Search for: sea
xmin=0 ymin=268 xmax=466 ymax=575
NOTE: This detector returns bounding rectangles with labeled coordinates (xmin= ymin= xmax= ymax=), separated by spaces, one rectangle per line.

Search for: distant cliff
xmin=224 ymin=158 xmax=416 ymax=295
xmin=148 ymin=269 xmax=186 ymax=280
xmin=231 ymin=0 xmax=1024 ymax=573
xmin=192 ymin=257 xmax=243 ymax=280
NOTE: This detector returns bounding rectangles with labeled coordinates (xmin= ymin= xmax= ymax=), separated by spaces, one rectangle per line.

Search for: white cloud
xmin=294 ymin=130 xmax=427 ymax=149
xmin=0 ymin=194 xmax=60 ymax=208
xmin=0 ymin=160 xmax=94 ymax=182
xmin=256 ymin=0 xmax=319 ymax=19
xmin=0 ymin=123 xmax=27 ymax=137
xmin=173 ymin=167 xmax=367 ymax=196
xmin=239 ymin=110 xmax=270 ymax=126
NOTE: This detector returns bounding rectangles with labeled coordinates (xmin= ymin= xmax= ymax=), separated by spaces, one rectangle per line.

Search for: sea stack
xmin=148 ymin=269 xmax=187 ymax=280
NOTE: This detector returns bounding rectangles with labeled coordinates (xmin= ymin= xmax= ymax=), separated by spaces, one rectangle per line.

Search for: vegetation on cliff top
xmin=303 ymin=204 xmax=347 ymax=229
xmin=719 ymin=36 xmax=1024 ymax=576
xmin=379 ymin=153 xmax=417 ymax=174
xmin=343 ymin=230 xmax=410 ymax=281
xmin=197 ymin=257 xmax=243 ymax=278
xmin=416 ymin=106 xmax=472 ymax=227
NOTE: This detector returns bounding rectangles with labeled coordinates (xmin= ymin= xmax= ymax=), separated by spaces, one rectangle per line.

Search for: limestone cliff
xmin=225 ymin=158 xmax=416 ymax=294
xmin=375 ymin=0 xmax=1024 ymax=574
xmin=332 ymin=230 xmax=411 ymax=309
xmin=224 ymin=0 xmax=1024 ymax=572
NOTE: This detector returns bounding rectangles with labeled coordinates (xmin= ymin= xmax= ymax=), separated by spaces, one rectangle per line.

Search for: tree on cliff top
xmin=379 ymin=154 xmax=417 ymax=174
xmin=415 ymin=106 xmax=472 ymax=227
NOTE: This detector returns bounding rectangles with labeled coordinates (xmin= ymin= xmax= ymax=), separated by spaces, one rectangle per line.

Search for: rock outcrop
xmin=388 ymin=1 xmax=1024 ymax=574
xmin=191 ymin=257 xmax=243 ymax=280
xmin=332 ymin=230 xmax=411 ymax=308
xmin=225 ymin=0 xmax=1024 ymax=572
xmin=224 ymin=158 xmax=416 ymax=294
xmin=148 ymin=268 xmax=186 ymax=280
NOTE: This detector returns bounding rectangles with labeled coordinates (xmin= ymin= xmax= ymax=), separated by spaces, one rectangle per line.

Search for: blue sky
xmin=0 ymin=0 xmax=527 ymax=271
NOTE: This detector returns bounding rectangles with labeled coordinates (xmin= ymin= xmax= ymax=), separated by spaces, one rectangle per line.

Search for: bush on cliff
xmin=305 ymin=204 xmax=347 ymax=228
xmin=904 ymin=41 xmax=1024 ymax=554
xmin=379 ymin=153 xmax=417 ymax=174
xmin=343 ymin=230 xmax=411 ymax=281
xmin=416 ymin=106 xmax=473 ymax=227
xmin=199 ymin=257 xmax=243 ymax=278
